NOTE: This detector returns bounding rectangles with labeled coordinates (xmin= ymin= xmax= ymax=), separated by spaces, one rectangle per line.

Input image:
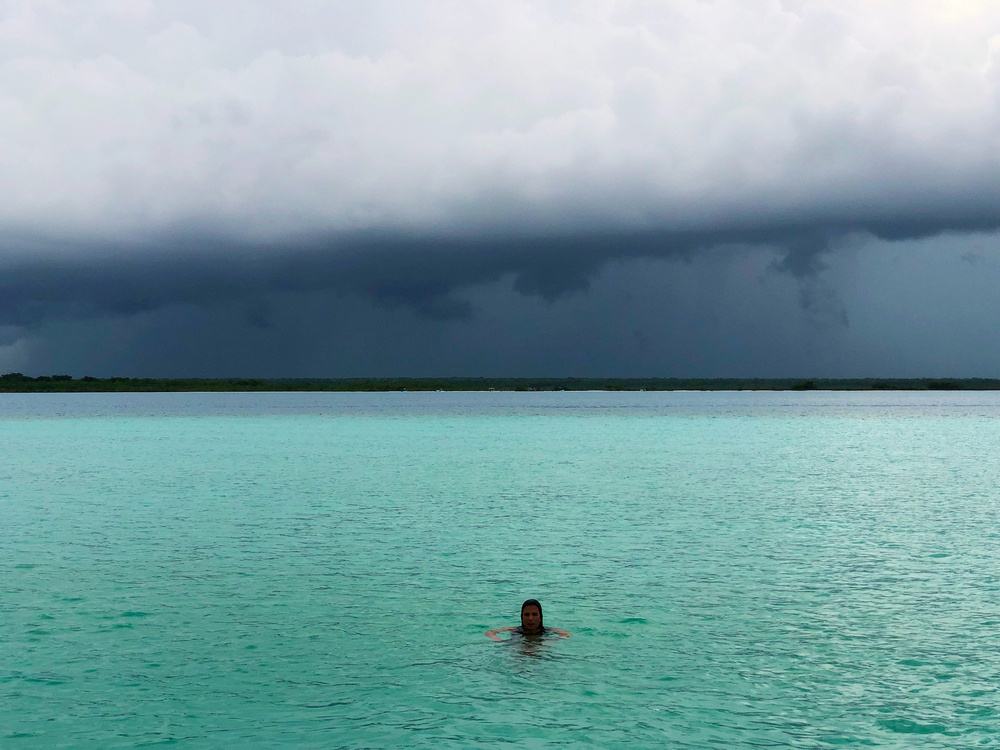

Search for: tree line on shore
xmin=2 ymin=373 xmax=998 ymax=392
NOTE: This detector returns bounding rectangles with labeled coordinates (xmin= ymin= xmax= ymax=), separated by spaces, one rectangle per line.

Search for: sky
xmin=2 ymin=0 xmax=1000 ymax=378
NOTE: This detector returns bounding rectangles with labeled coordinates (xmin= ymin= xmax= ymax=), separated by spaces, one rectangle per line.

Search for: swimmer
xmin=485 ymin=599 xmax=570 ymax=642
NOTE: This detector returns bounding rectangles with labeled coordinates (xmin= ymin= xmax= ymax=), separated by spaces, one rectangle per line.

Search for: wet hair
xmin=518 ymin=599 xmax=545 ymax=632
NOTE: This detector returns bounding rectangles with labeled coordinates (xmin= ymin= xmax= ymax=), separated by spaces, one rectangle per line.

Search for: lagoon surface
xmin=4 ymin=391 xmax=1000 ymax=747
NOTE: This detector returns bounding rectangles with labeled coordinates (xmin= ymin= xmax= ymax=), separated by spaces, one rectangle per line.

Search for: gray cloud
xmin=2 ymin=1 xmax=999 ymax=243
xmin=3 ymin=2 xmax=1000 ymax=375
xmin=4 ymin=206 xmax=999 ymax=332
xmin=7 ymin=235 xmax=999 ymax=379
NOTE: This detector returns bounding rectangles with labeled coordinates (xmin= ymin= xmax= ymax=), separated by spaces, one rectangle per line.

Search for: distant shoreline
xmin=2 ymin=374 xmax=999 ymax=393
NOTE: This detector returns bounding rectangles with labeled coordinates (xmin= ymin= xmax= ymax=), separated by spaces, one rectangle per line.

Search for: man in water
xmin=485 ymin=599 xmax=570 ymax=641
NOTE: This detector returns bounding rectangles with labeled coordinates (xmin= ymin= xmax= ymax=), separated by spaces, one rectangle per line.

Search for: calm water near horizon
xmin=3 ymin=391 xmax=1000 ymax=747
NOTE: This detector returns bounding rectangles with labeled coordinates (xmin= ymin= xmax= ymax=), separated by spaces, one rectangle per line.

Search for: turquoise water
xmin=3 ymin=391 xmax=1000 ymax=748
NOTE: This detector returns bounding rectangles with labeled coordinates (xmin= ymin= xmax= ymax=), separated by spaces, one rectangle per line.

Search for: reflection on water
xmin=502 ymin=633 xmax=563 ymax=660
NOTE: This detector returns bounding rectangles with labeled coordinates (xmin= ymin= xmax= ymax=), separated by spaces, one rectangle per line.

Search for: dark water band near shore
xmin=3 ymin=374 xmax=1000 ymax=393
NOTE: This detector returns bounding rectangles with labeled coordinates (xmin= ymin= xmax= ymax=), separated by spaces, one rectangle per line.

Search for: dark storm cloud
xmin=3 ymin=1 xmax=1000 ymax=375
xmin=0 ymin=231 xmax=622 ymax=326
xmin=15 ymin=235 xmax=1000 ymax=379
xmin=5 ymin=188 xmax=1000 ymax=330
xmin=0 ymin=226 xmax=833 ymax=326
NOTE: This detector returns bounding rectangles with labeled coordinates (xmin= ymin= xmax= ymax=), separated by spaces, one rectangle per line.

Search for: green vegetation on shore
xmin=2 ymin=373 xmax=998 ymax=393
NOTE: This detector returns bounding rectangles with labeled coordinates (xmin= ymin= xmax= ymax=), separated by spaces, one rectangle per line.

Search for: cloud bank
xmin=2 ymin=0 xmax=1000 ymax=330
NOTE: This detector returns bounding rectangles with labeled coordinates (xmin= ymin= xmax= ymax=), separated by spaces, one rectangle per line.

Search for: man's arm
xmin=550 ymin=628 xmax=570 ymax=638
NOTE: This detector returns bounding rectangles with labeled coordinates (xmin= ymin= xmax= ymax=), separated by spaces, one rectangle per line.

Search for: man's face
xmin=521 ymin=605 xmax=541 ymax=632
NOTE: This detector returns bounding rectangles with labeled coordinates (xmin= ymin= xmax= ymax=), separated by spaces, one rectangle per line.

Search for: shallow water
xmin=3 ymin=391 xmax=1000 ymax=747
